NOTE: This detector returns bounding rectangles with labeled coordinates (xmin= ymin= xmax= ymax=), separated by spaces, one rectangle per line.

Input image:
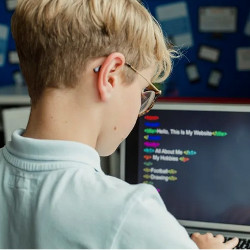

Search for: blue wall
xmin=0 ymin=1 xmax=19 ymax=88
xmin=0 ymin=0 xmax=250 ymax=98
xmin=144 ymin=0 xmax=250 ymax=98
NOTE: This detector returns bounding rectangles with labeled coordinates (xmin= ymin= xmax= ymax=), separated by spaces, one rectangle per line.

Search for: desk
xmin=0 ymin=86 xmax=30 ymax=105
xmin=0 ymin=85 xmax=30 ymax=137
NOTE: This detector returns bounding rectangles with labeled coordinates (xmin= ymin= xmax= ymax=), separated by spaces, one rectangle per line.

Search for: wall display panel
xmin=0 ymin=0 xmax=20 ymax=88
xmin=143 ymin=0 xmax=250 ymax=99
xmin=0 ymin=0 xmax=249 ymax=99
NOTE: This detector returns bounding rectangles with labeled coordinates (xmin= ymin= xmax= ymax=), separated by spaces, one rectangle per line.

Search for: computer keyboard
xmin=189 ymin=234 xmax=250 ymax=249
xmin=224 ymin=237 xmax=250 ymax=249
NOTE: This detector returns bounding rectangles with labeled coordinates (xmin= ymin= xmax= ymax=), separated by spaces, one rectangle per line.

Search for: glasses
xmin=93 ymin=63 xmax=162 ymax=117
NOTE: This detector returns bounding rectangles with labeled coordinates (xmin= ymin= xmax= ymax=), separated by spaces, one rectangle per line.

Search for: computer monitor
xmin=120 ymin=102 xmax=250 ymax=233
xmin=2 ymin=106 xmax=30 ymax=143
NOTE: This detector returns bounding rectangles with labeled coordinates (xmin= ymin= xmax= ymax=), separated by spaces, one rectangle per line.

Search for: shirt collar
xmin=5 ymin=129 xmax=102 ymax=173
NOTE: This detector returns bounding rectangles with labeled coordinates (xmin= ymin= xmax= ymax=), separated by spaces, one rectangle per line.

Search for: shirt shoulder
xmin=107 ymin=180 xmax=198 ymax=249
xmin=79 ymin=171 xmax=197 ymax=248
xmin=51 ymin=168 xmax=197 ymax=248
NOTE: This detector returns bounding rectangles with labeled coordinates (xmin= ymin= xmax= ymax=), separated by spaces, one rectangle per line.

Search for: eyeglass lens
xmin=139 ymin=91 xmax=156 ymax=116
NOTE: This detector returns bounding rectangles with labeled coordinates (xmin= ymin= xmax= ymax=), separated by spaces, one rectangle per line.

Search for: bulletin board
xmin=143 ymin=0 xmax=250 ymax=99
xmin=0 ymin=0 xmax=250 ymax=99
xmin=0 ymin=0 xmax=21 ymax=88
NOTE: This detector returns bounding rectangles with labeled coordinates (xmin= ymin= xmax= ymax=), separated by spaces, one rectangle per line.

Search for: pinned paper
xmin=6 ymin=0 xmax=17 ymax=11
xmin=186 ymin=63 xmax=200 ymax=83
xmin=0 ymin=24 xmax=9 ymax=67
xmin=199 ymin=7 xmax=237 ymax=33
xmin=9 ymin=51 xmax=19 ymax=64
xmin=208 ymin=70 xmax=222 ymax=88
xmin=155 ymin=1 xmax=193 ymax=48
xmin=244 ymin=12 xmax=250 ymax=36
xmin=237 ymin=48 xmax=250 ymax=71
xmin=199 ymin=45 xmax=220 ymax=63
xmin=13 ymin=71 xmax=25 ymax=87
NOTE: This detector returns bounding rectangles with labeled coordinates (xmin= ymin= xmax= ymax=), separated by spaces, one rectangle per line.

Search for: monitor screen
xmin=121 ymin=102 xmax=250 ymax=229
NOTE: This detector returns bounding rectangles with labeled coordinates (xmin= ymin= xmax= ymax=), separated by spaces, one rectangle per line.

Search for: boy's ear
xmin=97 ymin=53 xmax=126 ymax=102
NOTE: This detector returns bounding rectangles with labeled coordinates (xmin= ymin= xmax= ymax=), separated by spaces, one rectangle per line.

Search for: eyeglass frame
xmin=93 ymin=62 xmax=162 ymax=117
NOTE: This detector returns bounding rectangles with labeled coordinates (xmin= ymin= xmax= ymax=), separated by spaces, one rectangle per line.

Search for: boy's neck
xmin=23 ymin=88 xmax=101 ymax=149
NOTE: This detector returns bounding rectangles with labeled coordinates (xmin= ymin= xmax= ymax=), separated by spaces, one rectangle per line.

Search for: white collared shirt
xmin=0 ymin=129 xmax=197 ymax=248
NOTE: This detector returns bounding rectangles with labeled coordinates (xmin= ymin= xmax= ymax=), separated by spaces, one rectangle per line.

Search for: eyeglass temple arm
xmin=94 ymin=63 xmax=162 ymax=95
xmin=125 ymin=63 xmax=161 ymax=94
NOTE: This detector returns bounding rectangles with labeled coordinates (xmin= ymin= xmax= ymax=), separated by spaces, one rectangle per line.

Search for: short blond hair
xmin=12 ymin=0 xmax=174 ymax=104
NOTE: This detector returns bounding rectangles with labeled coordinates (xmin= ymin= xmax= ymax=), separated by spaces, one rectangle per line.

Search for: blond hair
xmin=12 ymin=0 xmax=174 ymax=104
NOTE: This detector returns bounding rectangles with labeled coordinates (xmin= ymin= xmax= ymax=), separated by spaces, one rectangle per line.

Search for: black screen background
xmin=127 ymin=109 xmax=250 ymax=226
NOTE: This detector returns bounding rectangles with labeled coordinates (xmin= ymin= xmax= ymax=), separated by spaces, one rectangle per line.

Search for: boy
xmin=0 ymin=0 xmax=239 ymax=248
